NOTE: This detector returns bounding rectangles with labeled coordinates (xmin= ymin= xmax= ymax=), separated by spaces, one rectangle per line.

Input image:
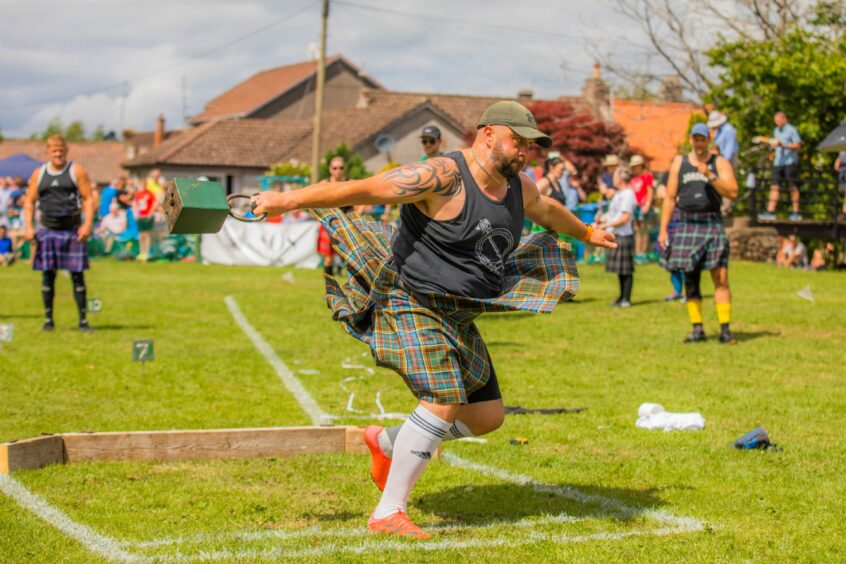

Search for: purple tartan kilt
xmin=33 ymin=229 xmax=89 ymax=272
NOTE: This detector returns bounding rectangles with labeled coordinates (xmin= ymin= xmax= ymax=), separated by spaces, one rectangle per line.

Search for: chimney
xmin=153 ymin=114 xmax=165 ymax=148
xmin=660 ymin=76 xmax=683 ymax=102
xmin=581 ymin=61 xmax=612 ymax=122
xmin=517 ymin=89 xmax=534 ymax=103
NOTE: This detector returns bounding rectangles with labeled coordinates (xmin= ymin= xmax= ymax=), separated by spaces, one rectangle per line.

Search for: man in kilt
xmin=659 ymin=123 xmax=739 ymax=344
xmin=247 ymin=101 xmax=616 ymax=539
xmin=23 ymin=135 xmax=96 ymax=332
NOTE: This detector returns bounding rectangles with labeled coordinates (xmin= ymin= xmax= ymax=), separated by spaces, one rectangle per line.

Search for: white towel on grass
xmin=636 ymin=403 xmax=705 ymax=432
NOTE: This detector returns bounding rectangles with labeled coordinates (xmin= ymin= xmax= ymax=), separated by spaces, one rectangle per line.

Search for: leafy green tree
xmin=92 ymin=125 xmax=106 ymax=141
xmin=63 ymin=121 xmax=86 ymax=142
xmin=706 ymin=5 xmax=846 ymax=166
xmin=318 ymin=143 xmax=369 ymax=181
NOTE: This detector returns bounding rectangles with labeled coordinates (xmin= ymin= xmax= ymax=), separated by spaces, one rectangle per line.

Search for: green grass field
xmin=1 ymin=258 xmax=844 ymax=562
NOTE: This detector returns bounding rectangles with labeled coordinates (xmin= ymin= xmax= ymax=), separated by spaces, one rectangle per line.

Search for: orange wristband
xmin=578 ymin=224 xmax=594 ymax=243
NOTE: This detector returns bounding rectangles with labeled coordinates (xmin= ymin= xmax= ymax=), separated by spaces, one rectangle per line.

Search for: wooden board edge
xmin=62 ymin=426 xmax=349 ymax=463
xmin=0 ymin=436 xmax=65 ymax=474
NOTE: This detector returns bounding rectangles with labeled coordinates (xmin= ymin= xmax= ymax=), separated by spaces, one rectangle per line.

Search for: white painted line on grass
xmin=126 ymin=512 xmax=586 ymax=549
xmin=341 ymin=358 xmax=375 ymax=375
xmin=441 ymin=452 xmax=706 ymax=531
xmin=156 ymin=524 xmax=696 ymax=561
xmin=224 ymin=296 xmax=329 ymax=426
xmin=0 ymin=474 xmax=139 ymax=562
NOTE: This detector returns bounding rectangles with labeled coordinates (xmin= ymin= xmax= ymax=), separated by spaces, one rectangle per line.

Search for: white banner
xmin=201 ymin=218 xmax=320 ymax=268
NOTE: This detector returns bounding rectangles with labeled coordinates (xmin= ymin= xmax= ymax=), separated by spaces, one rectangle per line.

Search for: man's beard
xmin=492 ymin=141 xmax=525 ymax=178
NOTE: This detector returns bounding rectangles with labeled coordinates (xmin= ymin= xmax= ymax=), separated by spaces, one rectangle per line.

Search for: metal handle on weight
xmin=227 ymin=193 xmax=267 ymax=222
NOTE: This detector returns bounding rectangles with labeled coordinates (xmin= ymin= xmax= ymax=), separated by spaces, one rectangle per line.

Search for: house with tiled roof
xmin=124 ymin=55 xmax=700 ymax=191
xmin=189 ymin=55 xmax=384 ymax=125
xmin=124 ymin=99 xmax=465 ymax=191
xmin=0 ymin=140 xmax=128 ymax=185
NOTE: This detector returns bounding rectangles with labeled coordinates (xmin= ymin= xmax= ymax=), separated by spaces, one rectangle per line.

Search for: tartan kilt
xmin=33 ymin=229 xmax=89 ymax=272
xmin=605 ymin=234 xmax=634 ymax=275
xmin=659 ymin=211 xmax=729 ymax=272
xmin=313 ymin=208 xmax=579 ymax=405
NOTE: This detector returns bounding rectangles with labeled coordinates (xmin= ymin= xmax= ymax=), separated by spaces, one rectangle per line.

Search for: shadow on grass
xmin=733 ymin=330 xmax=780 ymax=342
xmin=307 ymin=510 xmax=361 ymax=522
xmin=560 ymin=297 xmax=597 ymax=304
xmin=89 ymin=324 xmax=155 ymax=331
xmin=0 ymin=313 xmax=41 ymax=319
xmin=487 ymin=341 xmax=522 ymax=348
xmin=416 ymin=482 xmax=666 ymax=525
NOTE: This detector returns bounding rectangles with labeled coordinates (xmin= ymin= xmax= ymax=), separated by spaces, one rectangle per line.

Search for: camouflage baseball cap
xmin=477 ymin=101 xmax=552 ymax=148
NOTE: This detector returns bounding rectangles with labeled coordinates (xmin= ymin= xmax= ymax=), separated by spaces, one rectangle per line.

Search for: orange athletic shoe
xmin=363 ymin=425 xmax=391 ymax=491
xmin=367 ymin=511 xmax=431 ymax=539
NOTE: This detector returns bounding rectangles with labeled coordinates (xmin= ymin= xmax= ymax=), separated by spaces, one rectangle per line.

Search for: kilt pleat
xmin=33 ymin=229 xmax=89 ymax=272
xmin=312 ymin=208 xmax=579 ymax=404
xmin=605 ymin=234 xmax=634 ymax=274
xmin=659 ymin=212 xmax=729 ymax=272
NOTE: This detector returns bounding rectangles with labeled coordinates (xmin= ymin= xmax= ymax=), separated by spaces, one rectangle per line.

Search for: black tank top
xmin=545 ymin=175 xmax=569 ymax=207
xmin=37 ymin=161 xmax=81 ymax=229
xmin=392 ymin=151 xmax=524 ymax=298
xmin=677 ymin=155 xmax=721 ymax=213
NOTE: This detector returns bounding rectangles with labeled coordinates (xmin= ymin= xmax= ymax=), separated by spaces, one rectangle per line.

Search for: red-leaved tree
xmin=529 ymin=100 xmax=647 ymax=190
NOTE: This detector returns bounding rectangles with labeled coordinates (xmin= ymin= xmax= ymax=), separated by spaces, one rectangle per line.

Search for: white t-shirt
xmin=606 ymin=188 xmax=637 ymax=236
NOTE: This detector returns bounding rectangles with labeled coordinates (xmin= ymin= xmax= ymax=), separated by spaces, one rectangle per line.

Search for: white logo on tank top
xmin=50 ymin=179 xmax=59 ymax=187
xmin=475 ymin=218 xmax=513 ymax=275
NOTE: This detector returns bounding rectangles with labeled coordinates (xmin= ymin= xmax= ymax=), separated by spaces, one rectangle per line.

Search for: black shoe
xmin=610 ymin=300 xmax=621 ymax=307
xmin=683 ymin=330 xmax=706 ymax=343
xmin=42 ymin=321 xmax=55 ymax=332
xmin=719 ymin=329 xmax=737 ymax=345
xmin=78 ymin=322 xmax=94 ymax=333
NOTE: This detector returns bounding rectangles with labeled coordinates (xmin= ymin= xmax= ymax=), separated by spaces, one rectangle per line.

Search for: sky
xmin=0 ymin=0 xmax=658 ymax=139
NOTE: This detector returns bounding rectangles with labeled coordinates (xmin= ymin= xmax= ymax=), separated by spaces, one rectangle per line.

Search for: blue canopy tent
xmin=0 ymin=153 xmax=42 ymax=178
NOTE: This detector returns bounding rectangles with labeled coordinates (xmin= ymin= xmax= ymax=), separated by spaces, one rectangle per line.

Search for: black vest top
xmin=391 ymin=151 xmax=524 ymax=298
xmin=677 ymin=155 xmax=721 ymax=214
xmin=37 ymin=161 xmax=81 ymax=229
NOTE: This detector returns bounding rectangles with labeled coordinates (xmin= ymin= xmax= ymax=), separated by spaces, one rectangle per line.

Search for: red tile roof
xmin=286 ymin=99 xmax=455 ymax=161
xmin=124 ymin=119 xmax=313 ymax=169
xmin=190 ymin=55 xmax=383 ymax=125
xmin=357 ymin=90 xmax=568 ymax=132
xmin=0 ymin=140 xmax=128 ymax=184
xmin=612 ymin=99 xmax=702 ymax=171
xmin=124 ymin=99 xmax=460 ymax=170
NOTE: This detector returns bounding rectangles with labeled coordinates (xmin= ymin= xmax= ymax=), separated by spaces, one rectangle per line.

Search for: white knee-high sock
xmin=378 ymin=419 xmax=474 ymax=458
xmin=372 ymin=405 xmax=451 ymax=519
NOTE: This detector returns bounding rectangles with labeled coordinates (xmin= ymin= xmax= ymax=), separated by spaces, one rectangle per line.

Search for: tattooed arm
xmin=248 ymin=157 xmax=462 ymax=217
xmin=522 ymin=174 xmax=617 ymax=249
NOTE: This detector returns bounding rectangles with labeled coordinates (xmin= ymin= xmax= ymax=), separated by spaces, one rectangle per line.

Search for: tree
xmin=706 ymin=7 xmax=846 ymax=163
xmin=28 ymin=117 xmax=93 ymax=141
xmin=318 ymin=142 xmax=369 ymax=181
xmin=528 ymin=100 xmax=643 ymax=187
xmin=600 ymin=0 xmax=821 ymax=101
xmin=64 ymin=121 xmax=86 ymax=142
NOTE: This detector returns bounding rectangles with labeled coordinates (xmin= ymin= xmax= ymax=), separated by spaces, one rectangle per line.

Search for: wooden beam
xmin=345 ymin=426 xmax=369 ymax=455
xmin=344 ymin=426 xmax=440 ymax=458
xmin=2 ymin=426 xmax=437 ymax=473
xmin=62 ymin=426 xmax=347 ymax=463
xmin=0 ymin=435 xmax=64 ymax=474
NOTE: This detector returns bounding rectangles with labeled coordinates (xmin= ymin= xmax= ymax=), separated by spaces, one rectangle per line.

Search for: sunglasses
xmin=421 ymin=138 xmax=437 ymax=146
xmin=330 ymin=166 xmax=344 ymax=170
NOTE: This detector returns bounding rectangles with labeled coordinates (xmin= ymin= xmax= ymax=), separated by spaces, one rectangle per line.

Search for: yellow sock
xmin=716 ymin=303 xmax=731 ymax=325
xmin=686 ymin=300 xmax=703 ymax=324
